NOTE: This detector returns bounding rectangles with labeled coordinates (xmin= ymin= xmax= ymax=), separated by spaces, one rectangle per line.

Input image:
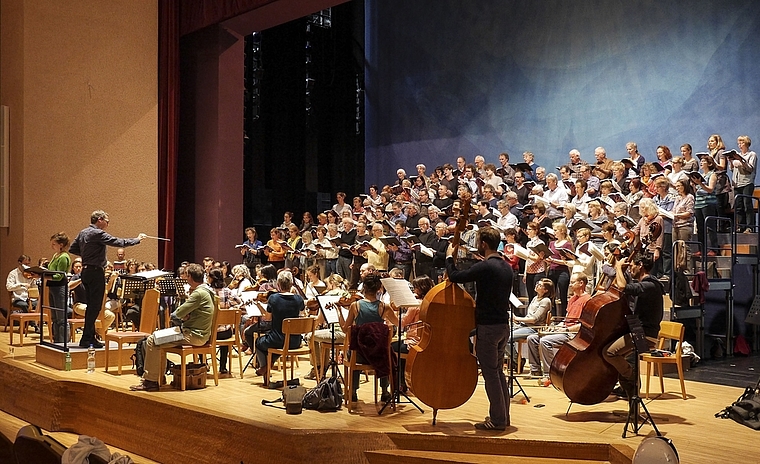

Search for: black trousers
xmin=81 ymin=267 xmax=105 ymax=345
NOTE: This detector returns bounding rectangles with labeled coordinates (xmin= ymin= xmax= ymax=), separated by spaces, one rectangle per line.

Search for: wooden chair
xmin=215 ymin=308 xmax=244 ymax=378
xmin=161 ymin=296 xmax=220 ymax=391
xmin=104 ymin=288 xmax=160 ymax=374
xmin=69 ymin=273 xmax=118 ymax=342
xmin=8 ymin=287 xmax=53 ymax=347
xmin=266 ymin=316 xmax=316 ymax=387
xmin=342 ymin=324 xmax=393 ymax=412
xmin=640 ymin=321 xmax=688 ymax=400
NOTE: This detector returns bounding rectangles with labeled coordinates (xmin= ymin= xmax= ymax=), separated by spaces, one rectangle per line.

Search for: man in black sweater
xmin=446 ymin=226 xmax=513 ymax=431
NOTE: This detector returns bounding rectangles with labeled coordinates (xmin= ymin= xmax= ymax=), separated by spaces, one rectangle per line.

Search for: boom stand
xmin=623 ymin=314 xmax=660 ymax=438
xmin=379 ymin=306 xmax=424 ymax=415
xmin=508 ymin=310 xmax=529 ymax=404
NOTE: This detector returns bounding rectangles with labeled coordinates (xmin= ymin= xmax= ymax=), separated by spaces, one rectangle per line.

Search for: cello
xmin=550 ymin=222 xmax=662 ymax=405
xmin=405 ymin=194 xmax=478 ymax=424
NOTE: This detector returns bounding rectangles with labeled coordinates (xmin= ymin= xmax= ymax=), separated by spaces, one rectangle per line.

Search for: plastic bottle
xmin=86 ymin=344 xmax=95 ymax=374
xmin=65 ymin=352 xmax=72 ymax=371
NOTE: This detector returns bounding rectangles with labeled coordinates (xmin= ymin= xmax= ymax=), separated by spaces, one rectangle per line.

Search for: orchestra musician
xmin=604 ymin=252 xmax=664 ymax=400
xmin=445 ymin=226 xmax=513 ymax=431
xmin=5 ymin=254 xmax=35 ymax=320
xmin=391 ymin=275 xmax=434 ymax=391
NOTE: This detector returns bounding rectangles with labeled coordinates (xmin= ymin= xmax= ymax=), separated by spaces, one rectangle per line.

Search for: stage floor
xmin=1 ymin=331 xmax=758 ymax=464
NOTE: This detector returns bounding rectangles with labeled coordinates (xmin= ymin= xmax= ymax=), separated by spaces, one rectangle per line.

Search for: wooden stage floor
xmin=0 ymin=332 xmax=757 ymax=464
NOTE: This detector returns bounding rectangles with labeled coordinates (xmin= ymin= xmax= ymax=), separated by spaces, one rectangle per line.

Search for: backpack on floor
xmin=716 ymin=378 xmax=760 ymax=430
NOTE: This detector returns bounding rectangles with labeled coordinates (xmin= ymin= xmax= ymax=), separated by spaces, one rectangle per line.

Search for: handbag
xmin=716 ymin=378 xmax=760 ymax=430
xmin=302 ymin=377 xmax=343 ymax=411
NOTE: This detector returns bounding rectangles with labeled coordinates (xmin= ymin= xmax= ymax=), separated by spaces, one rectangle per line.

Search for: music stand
xmin=623 ymin=314 xmax=660 ymax=438
xmin=316 ymin=295 xmax=344 ymax=381
xmin=508 ymin=296 xmax=530 ymax=405
xmin=378 ymin=303 xmax=424 ymax=415
xmin=32 ymin=268 xmax=70 ymax=352
xmin=155 ymin=275 xmax=179 ymax=329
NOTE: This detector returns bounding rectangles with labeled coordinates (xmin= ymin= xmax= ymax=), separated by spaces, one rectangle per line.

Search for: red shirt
xmin=564 ymin=293 xmax=591 ymax=326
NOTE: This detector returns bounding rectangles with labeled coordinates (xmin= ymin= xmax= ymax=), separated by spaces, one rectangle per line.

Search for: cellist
xmin=445 ymin=226 xmax=513 ymax=431
xmin=603 ymin=252 xmax=664 ymax=399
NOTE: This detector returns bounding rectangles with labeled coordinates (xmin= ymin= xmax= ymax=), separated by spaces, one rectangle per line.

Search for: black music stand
xmin=378 ymin=304 xmax=424 ymax=416
xmin=508 ymin=299 xmax=529 ymax=405
xmin=317 ymin=298 xmax=344 ymax=382
xmin=623 ymin=314 xmax=660 ymax=438
xmin=32 ymin=268 xmax=70 ymax=352
xmin=155 ymin=276 xmax=179 ymax=329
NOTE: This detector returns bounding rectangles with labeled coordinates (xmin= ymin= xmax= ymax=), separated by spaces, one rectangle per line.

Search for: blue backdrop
xmin=364 ymin=0 xmax=760 ymax=187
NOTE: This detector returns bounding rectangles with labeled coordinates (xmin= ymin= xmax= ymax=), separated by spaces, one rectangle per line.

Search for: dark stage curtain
xmin=158 ymin=0 xmax=181 ymax=269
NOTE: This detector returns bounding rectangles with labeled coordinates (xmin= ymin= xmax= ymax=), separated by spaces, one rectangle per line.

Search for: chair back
xmin=215 ymin=308 xmax=240 ymax=341
xmin=657 ymin=321 xmax=685 ymax=355
xmin=138 ymin=288 xmax=161 ymax=333
xmin=204 ymin=296 xmax=221 ymax=347
xmin=13 ymin=425 xmax=66 ymax=464
xmin=282 ymin=316 xmax=316 ymax=341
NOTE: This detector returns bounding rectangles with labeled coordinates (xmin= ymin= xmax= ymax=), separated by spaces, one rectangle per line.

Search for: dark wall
xmin=365 ymin=0 xmax=760 ymax=187
xmin=243 ymin=1 xmax=364 ymax=231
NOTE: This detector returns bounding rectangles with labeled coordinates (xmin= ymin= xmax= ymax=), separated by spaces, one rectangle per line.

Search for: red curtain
xmin=158 ymin=0 xmax=180 ymax=269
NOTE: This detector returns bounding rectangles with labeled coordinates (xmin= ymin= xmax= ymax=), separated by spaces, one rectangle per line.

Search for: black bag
xmin=716 ymin=379 xmax=760 ymax=430
xmin=302 ymin=377 xmax=343 ymax=411
xmin=131 ymin=337 xmax=148 ymax=376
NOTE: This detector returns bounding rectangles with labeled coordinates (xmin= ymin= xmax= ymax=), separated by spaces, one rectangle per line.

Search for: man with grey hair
xmin=568 ymin=149 xmax=588 ymax=177
xmin=535 ymin=166 xmax=547 ymax=187
xmin=474 ymin=155 xmax=486 ymax=177
xmin=130 ymin=263 xmax=214 ymax=391
xmin=593 ymin=146 xmax=614 ymax=179
xmin=70 ymin=210 xmax=146 ymax=348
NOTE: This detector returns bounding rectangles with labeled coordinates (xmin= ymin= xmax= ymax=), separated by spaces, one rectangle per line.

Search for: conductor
xmin=70 ymin=210 xmax=146 ymax=348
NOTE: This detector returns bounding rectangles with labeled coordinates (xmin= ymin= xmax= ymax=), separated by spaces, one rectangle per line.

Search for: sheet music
xmin=380 ymin=278 xmax=421 ymax=308
xmin=512 ymin=243 xmax=531 ymax=260
xmin=132 ymin=270 xmax=173 ymax=279
xmin=509 ymin=292 xmax=522 ymax=308
xmin=317 ymin=295 xmax=342 ymax=324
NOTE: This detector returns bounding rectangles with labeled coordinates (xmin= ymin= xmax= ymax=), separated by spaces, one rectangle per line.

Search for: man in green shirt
xmin=131 ymin=263 xmax=215 ymax=391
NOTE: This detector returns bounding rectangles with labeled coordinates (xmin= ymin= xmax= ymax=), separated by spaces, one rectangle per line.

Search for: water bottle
xmin=86 ymin=344 xmax=95 ymax=374
xmin=65 ymin=352 xmax=72 ymax=371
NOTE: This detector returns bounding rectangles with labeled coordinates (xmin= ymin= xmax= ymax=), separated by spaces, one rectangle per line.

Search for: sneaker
xmin=527 ymin=371 xmax=542 ymax=379
xmin=130 ymin=380 xmax=159 ymax=392
xmin=474 ymin=417 xmax=506 ymax=431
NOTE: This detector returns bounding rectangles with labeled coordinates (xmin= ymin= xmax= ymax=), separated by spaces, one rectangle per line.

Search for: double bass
xmin=405 ymin=194 xmax=478 ymax=424
xmin=550 ymin=221 xmax=662 ymax=405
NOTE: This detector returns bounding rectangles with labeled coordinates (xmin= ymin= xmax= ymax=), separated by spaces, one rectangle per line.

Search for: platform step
xmin=366 ymin=450 xmax=610 ymax=464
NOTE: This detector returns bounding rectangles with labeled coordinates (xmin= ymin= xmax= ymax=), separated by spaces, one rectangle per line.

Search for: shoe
xmin=79 ymin=340 xmax=103 ymax=349
xmin=255 ymin=366 xmax=267 ymax=377
xmin=611 ymin=385 xmax=627 ymax=398
xmin=380 ymin=391 xmax=392 ymax=403
xmin=707 ymin=250 xmax=717 ymax=257
xmin=130 ymin=380 xmax=159 ymax=392
xmin=474 ymin=417 xmax=506 ymax=431
xmin=744 ymin=229 xmax=753 ymax=234
xmin=351 ymin=392 xmax=358 ymax=402
xmin=304 ymin=369 xmax=318 ymax=380
xmin=527 ymin=371 xmax=542 ymax=379
xmin=218 ymin=371 xmax=233 ymax=379
xmin=693 ymin=251 xmax=702 ymax=257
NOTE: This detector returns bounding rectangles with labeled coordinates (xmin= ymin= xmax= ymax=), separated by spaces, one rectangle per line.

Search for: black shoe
xmin=79 ymin=340 xmax=104 ymax=349
xmin=381 ymin=391 xmax=392 ymax=403
xmin=351 ymin=392 xmax=358 ymax=402
xmin=130 ymin=380 xmax=159 ymax=392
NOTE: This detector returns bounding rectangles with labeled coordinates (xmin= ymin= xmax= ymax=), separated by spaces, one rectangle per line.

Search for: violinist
xmin=445 ymin=226 xmax=513 ymax=431
xmin=304 ymin=272 xmax=350 ymax=380
xmin=391 ymin=275 xmax=435 ymax=391
xmin=5 ymin=254 xmax=34 ymax=317
xmin=208 ymin=268 xmax=241 ymax=379
xmin=228 ymin=264 xmax=253 ymax=295
xmin=604 ymin=252 xmax=664 ymax=400
xmin=242 ymin=264 xmax=278 ymax=354
xmin=633 ymin=198 xmax=663 ymax=264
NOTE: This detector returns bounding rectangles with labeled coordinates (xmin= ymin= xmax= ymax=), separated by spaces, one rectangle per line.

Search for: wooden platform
xmin=0 ymin=333 xmax=757 ymax=464
xmin=35 ymin=342 xmax=135 ymax=371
